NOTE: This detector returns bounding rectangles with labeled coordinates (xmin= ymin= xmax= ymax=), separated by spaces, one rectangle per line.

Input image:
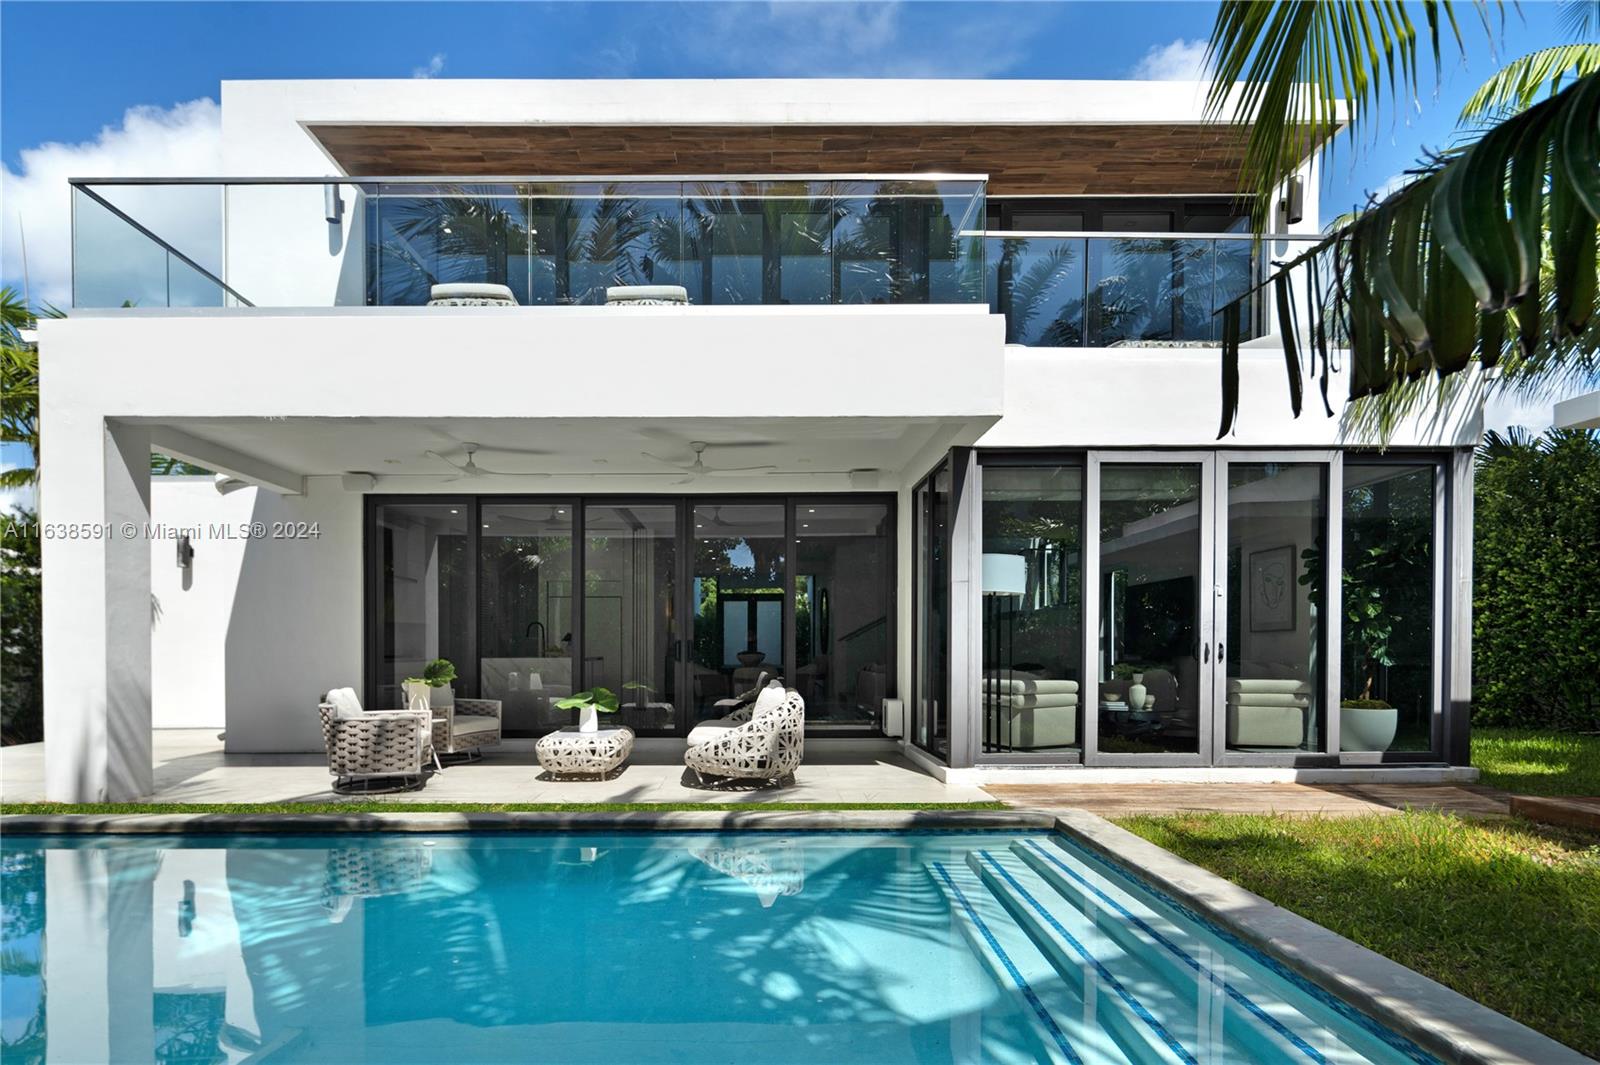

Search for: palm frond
xmin=1217 ymin=74 xmax=1600 ymax=440
xmin=1205 ymin=1 xmax=1490 ymax=233
xmin=1459 ymin=43 xmax=1600 ymax=124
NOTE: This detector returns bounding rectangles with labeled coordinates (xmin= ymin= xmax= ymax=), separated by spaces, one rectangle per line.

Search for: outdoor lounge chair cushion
xmin=686 ymin=721 xmax=742 ymax=746
xmin=605 ymin=284 xmax=689 ymax=304
xmin=750 ymin=681 xmax=788 ymax=721
xmin=325 ymin=687 xmax=364 ymax=721
xmin=451 ymin=715 xmax=501 ymax=737
xmin=429 ymin=282 xmax=518 ymax=304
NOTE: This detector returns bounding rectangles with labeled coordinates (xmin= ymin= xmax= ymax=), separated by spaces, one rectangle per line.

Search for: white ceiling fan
xmin=641 ymin=441 xmax=778 ymax=484
xmin=425 ymin=443 xmax=548 ymax=481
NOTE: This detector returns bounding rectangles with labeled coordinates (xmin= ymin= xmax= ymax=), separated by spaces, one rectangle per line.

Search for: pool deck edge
xmin=0 ymin=807 xmax=1058 ymax=834
xmin=1051 ymin=807 xmax=1595 ymax=1065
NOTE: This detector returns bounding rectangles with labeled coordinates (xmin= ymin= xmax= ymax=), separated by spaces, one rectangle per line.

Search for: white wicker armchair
xmin=685 ymin=690 xmax=805 ymax=785
xmin=317 ymin=704 xmax=433 ymax=792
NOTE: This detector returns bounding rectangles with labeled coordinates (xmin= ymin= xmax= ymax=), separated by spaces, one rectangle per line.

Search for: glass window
xmin=990 ymin=236 xmax=1087 ymax=346
xmin=372 ymin=503 xmax=472 ymax=711
xmin=981 ymin=464 xmax=1084 ymax=754
xmin=915 ymin=465 xmax=951 ymax=758
xmin=585 ymin=504 xmax=678 ymax=733
xmin=1341 ymin=464 xmax=1437 ymax=752
xmin=1224 ymin=464 xmax=1327 ymax=753
xmin=478 ymin=503 xmax=575 ymax=735
xmin=795 ymin=502 xmax=893 ymax=727
xmin=1098 ymin=465 xmax=1204 ymax=754
xmin=690 ymin=504 xmax=786 ymax=722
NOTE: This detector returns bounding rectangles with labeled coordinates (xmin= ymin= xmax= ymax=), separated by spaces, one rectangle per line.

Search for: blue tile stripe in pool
xmin=929 ymin=860 xmax=1083 ymax=1065
xmin=979 ymin=852 xmax=1197 ymax=1065
xmin=1021 ymin=839 xmax=1327 ymax=1065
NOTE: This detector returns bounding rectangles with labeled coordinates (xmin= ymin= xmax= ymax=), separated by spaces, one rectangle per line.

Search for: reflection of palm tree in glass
xmin=995 ymin=237 xmax=1084 ymax=345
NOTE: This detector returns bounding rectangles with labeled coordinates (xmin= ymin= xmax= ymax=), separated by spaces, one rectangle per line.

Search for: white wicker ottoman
xmin=535 ymin=725 xmax=635 ymax=778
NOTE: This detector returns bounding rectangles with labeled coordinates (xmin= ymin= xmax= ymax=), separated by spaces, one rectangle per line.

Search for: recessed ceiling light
xmin=807 ymin=508 xmax=815 ymax=513
xmin=483 ymin=524 xmax=490 ymax=529
xmin=557 ymin=509 xmax=566 ymax=514
xmin=450 ymin=509 xmax=459 ymax=514
xmin=802 ymin=524 xmax=809 ymax=528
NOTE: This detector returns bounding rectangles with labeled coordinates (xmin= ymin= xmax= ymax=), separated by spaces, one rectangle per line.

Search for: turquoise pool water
xmin=1 ymin=831 xmax=1435 ymax=1064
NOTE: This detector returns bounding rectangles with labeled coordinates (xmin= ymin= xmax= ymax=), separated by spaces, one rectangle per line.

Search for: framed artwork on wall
xmin=1248 ymin=545 xmax=1296 ymax=632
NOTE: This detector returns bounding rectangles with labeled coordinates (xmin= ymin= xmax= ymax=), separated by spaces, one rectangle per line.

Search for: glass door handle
xmin=1217 ymin=642 xmax=1225 ymax=662
xmin=1202 ymin=642 xmax=1210 ymax=663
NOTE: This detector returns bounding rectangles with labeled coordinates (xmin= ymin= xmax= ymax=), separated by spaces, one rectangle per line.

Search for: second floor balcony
xmin=70 ymin=175 xmax=1304 ymax=345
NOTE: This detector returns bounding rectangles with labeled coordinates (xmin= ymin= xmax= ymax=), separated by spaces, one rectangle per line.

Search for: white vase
xmin=578 ymin=704 xmax=599 ymax=733
xmin=402 ymin=680 xmax=432 ymax=712
xmin=1127 ymin=674 xmax=1147 ymax=715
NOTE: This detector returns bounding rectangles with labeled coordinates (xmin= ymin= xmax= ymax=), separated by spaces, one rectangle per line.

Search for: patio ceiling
xmin=135 ymin=414 xmax=967 ymax=489
xmin=305 ymin=123 xmax=1252 ymax=195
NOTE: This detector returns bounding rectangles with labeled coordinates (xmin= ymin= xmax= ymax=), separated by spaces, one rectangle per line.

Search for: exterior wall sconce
xmin=176 ymin=534 xmax=194 ymax=570
xmin=324 ymin=183 xmax=344 ymax=225
xmin=1279 ymin=176 xmax=1304 ymax=227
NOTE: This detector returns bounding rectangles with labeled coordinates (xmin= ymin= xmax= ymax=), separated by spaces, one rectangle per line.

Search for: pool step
xmin=1016 ymin=836 xmax=1409 ymax=1065
xmin=925 ymin=859 xmax=1099 ymax=1065
xmin=968 ymin=849 xmax=1193 ymax=1065
xmin=1009 ymin=839 xmax=1324 ymax=1063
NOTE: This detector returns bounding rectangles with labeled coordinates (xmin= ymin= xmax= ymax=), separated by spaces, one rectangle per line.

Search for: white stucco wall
xmin=148 ymin=477 xmax=361 ymax=748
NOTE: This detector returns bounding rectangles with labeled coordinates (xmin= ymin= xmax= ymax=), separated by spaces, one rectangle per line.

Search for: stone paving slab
xmin=985 ymin=781 xmax=1511 ymax=818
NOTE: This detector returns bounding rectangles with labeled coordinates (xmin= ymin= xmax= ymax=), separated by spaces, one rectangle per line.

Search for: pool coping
xmin=3 ymin=805 xmax=1589 ymax=1065
xmin=1051 ymin=808 xmax=1594 ymax=1065
xmin=0 ymin=808 xmax=1058 ymax=834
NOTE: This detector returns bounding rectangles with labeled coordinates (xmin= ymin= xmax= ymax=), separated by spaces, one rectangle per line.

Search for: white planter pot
xmin=1340 ymin=705 xmax=1399 ymax=752
xmin=578 ymin=705 xmax=599 ymax=733
xmin=432 ymin=684 xmax=454 ymax=709
xmin=402 ymin=681 xmax=432 ymax=712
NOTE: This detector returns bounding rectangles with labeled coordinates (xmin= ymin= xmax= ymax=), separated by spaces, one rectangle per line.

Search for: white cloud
xmin=663 ymin=2 xmax=1029 ymax=78
xmin=1 ymin=99 xmax=222 ymax=308
xmin=0 ymin=485 xmax=36 ymax=517
xmin=1131 ymin=38 xmax=1210 ymax=81
xmin=412 ymin=53 xmax=446 ymax=79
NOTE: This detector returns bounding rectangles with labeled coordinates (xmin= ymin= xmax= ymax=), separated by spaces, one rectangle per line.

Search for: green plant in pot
xmin=402 ymin=658 xmax=456 ymax=711
xmin=554 ymin=687 xmax=619 ymax=734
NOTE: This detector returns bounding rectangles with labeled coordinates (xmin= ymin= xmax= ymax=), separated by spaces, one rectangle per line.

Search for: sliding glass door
xmin=1089 ymin=457 xmax=1213 ymax=761
xmin=1214 ymin=457 xmax=1330 ymax=762
xmin=1081 ymin=452 xmax=1345 ymax=764
xmin=584 ymin=503 xmax=679 ymax=733
xmin=370 ymin=494 xmax=897 ymax=736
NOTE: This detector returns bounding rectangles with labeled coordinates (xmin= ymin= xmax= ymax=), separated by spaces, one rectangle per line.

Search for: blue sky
xmin=0 ymin=0 xmax=1583 ymax=478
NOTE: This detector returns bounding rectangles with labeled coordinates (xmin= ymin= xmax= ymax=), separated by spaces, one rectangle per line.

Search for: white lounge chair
xmin=685 ymin=685 xmax=805 ymax=785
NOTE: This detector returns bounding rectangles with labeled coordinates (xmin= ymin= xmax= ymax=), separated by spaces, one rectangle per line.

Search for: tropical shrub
xmin=1 ymin=509 xmax=42 ymax=744
xmin=1473 ymin=429 xmax=1600 ymax=729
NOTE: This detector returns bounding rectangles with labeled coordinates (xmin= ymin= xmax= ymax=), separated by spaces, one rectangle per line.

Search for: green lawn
xmin=1472 ymin=727 xmax=1600 ymax=796
xmin=0 ymin=800 xmax=1006 ymax=815
xmin=1118 ymin=811 xmax=1600 ymax=1058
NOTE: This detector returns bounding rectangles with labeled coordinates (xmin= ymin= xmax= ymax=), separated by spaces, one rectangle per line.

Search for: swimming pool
xmin=1 ymin=831 xmax=1435 ymax=1064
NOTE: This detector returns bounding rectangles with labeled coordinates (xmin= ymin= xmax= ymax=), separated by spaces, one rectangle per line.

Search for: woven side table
xmin=535 ymin=725 xmax=635 ymax=778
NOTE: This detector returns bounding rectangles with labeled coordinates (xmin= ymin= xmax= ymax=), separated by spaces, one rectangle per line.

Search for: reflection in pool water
xmin=1 ymin=832 xmax=1435 ymax=1064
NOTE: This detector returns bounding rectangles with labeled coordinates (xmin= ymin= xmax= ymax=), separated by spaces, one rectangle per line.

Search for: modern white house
xmin=39 ymin=79 xmax=1480 ymax=801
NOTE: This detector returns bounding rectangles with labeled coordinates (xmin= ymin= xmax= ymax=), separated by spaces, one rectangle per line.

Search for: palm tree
xmin=1207 ymin=1 xmax=1600 ymax=437
xmin=1 ymin=288 xmax=40 ymax=488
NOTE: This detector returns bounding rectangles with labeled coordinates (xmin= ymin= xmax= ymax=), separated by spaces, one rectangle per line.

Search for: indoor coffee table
xmin=535 ymin=725 xmax=635 ymax=778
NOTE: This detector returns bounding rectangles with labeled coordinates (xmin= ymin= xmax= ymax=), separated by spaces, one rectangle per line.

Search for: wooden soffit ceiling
xmin=307 ymin=123 xmax=1250 ymax=195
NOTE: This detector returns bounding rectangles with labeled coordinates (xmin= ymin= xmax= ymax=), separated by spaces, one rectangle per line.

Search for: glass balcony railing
xmin=68 ymin=178 xmax=1314 ymax=348
xmin=983 ymin=231 xmax=1288 ymax=346
xmin=69 ymin=176 xmax=989 ymax=310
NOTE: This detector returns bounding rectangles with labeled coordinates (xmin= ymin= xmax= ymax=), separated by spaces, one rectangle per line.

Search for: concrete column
xmin=43 ymin=417 xmax=153 ymax=801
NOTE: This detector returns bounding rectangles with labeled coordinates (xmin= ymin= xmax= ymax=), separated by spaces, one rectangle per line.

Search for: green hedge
xmin=1473 ymin=429 xmax=1600 ymax=730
